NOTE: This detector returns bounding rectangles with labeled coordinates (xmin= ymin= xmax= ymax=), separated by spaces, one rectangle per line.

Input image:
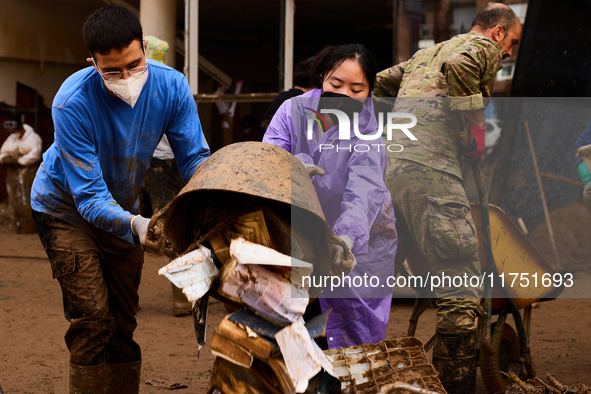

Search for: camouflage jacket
xmin=374 ymin=32 xmax=503 ymax=178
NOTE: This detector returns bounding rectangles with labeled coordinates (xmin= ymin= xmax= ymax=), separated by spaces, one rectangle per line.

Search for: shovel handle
xmin=378 ymin=382 xmax=443 ymax=394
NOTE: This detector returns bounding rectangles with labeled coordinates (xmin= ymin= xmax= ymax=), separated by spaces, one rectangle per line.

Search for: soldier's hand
xmin=331 ymin=235 xmax=357 ymax=276
xmin=460 ymin=125 xmax=486 ymax=164
xmin=304 ymin=163 xmax=325 ymax=178
xmin=131 ymin=215 xmax=166 ymax=255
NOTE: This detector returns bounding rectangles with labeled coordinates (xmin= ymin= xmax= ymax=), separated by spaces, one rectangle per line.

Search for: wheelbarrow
xmin=403 ymin=161 xmax=564 ymax=394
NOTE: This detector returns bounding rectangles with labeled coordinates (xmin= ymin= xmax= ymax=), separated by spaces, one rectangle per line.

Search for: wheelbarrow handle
xmin=470 ymin=161 xmax=536 ymax=377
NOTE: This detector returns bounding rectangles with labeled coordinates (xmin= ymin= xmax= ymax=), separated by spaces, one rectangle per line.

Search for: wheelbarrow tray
xmin=470 ymin=203 xmax=558 ymax=310
xmin=406 ymin=203 xmax=559 ymax=310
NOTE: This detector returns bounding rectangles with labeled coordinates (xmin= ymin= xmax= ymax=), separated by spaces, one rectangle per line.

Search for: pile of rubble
xmin=149 ymin=142 xmax=447 ymax=394
xmin=158 ymin=207 xmax=339 ymax=393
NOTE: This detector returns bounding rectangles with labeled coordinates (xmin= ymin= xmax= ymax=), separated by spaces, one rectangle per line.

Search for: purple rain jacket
xmin=263 ymin=88 xmax=398 ymax=349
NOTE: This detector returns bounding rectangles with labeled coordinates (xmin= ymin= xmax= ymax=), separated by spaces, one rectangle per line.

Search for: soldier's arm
xmin=445 ymin=51 xmax=488 ymax=126
xmin=462 ymin=109 xmax=486 ymax=127
xmin=373 ymin=61 xmax=409 ymax=97
xmin=444 ymin=47 xmax=488 ymax=112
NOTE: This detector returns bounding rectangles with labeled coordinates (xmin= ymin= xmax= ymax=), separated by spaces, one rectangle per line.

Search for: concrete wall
xmin=0 ymin=59 xmax=85 ymax=108
xmin=0 ymin=0 xmax=97 ymax=106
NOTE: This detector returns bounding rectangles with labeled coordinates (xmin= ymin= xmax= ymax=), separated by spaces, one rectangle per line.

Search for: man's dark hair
xmin=471 ymin=4 xmax=518 ymax=33
xmin=8 ymin=114 xmax=22 ymax=130
xmin=83 ymin=6 xmax=143 ymax=56
xmin=293 ymin=59 xmax=313 ymax=88
xmin=310 ymin=43 xmax=377 ymax=92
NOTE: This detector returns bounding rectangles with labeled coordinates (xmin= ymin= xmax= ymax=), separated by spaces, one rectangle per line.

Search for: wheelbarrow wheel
xmin=480 ymin=322 xmax=527 ymax=393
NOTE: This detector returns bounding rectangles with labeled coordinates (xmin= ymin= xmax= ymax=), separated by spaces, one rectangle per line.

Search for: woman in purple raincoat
xmin=263 ymin=44 xmax=398 ymax=349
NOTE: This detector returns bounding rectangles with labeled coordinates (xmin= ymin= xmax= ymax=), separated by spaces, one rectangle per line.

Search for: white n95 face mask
xmin=104 ymin=69 xmax=148 ymax=108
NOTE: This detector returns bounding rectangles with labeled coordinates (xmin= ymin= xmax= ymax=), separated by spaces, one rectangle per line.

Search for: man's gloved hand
xmin=131 ymin=215 xmax=166 ymax=255
xmin=303 ymin=163 xmax=325 ymax=177
xmin=460 ymin=125 xmax=487 ymax=164
xmin=578 ymin=162 xmax=591 ymax=204
xmin=330 ymin=235 xmax=357 ymax=276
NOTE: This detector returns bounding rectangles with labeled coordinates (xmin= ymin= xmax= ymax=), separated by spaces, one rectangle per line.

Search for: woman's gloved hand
xmin=131 ymin=215 xmax=166 ymax=255
xmin=330 ymin=235 xmax=357 ymax=276
xmin=303 ymin=163 xmax=325 ymax=177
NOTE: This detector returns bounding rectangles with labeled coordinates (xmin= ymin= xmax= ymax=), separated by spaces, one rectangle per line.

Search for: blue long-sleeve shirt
xmin=31 ymin=60 xmax=210 ymax=243
xmin=575 ymin=119 xmax=591 ymax=165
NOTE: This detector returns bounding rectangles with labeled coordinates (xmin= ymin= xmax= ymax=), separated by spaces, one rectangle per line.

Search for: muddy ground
xmin=1 ymin=202 xmax=591 ymax=393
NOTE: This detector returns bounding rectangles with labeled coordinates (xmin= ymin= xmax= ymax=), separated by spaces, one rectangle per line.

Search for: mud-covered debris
xmin=506 ymin=374 xmax=591 ymax=394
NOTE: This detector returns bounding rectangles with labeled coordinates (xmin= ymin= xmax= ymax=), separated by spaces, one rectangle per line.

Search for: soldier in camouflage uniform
xmin=373 ymin=4 xmax=521 ymax=393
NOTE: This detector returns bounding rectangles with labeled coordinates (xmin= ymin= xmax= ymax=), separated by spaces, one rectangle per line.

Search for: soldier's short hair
xmin=471 ymin=4 xmax=518 ymax=34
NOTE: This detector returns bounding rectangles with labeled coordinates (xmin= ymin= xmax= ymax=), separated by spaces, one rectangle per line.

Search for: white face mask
xmin=104 ymin=69 xmax=148 ymax=108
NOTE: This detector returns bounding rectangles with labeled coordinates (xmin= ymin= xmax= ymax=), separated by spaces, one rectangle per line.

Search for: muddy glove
xmin=131 ymin=215 xmax=166 ymax=255
xmin=303 ymin=163 xmax=325 ymax=177
xmin=331 ymin=235 xmax=357 ymax=276
xmin=460 ymin=125 xmax=487 ymax=164
xmin=578 ymin=162 xmax=591 ymax=204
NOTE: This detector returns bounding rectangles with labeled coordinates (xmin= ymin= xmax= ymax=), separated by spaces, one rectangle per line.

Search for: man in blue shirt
xmin=30 ymin=6 xmax=209 ymax=393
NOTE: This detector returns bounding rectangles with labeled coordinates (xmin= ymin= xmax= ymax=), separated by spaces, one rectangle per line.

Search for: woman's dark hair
xmin=309 ymin=44 xmax=377 ymax=93
xmin=83 ymin=6 xmax=143 ymax=56
xmin=293 ymin=59 xmax=314 ymax=88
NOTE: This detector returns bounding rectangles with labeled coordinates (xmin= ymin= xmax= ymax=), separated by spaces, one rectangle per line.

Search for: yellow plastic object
xmin=145 ymin=35 xmax=169 ymax=65
xmin=470 ymin=203 xmax=557 ymax=310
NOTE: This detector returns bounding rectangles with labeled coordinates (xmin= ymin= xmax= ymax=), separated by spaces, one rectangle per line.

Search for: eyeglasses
xmin=92 ymin=58 xmax=148 ymax=82
xmin=91 ymin=40 xmax=149 ymax=82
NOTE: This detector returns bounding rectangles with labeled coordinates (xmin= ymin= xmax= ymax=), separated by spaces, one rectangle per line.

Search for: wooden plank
xmin=194 ymin=92 xmax=279 ymax=103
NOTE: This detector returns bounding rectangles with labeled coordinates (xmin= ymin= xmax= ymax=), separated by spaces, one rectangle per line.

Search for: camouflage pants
xmin=32 ymin=210 xmax=144 ymax=366
xmin=386 ymin=159 xmax=481 ymax=332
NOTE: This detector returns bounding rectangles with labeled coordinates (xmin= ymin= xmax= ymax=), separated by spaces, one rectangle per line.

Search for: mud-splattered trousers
xmin=32 ymin=210 xmax=143 ymax=366
xmin=386 ymin=159 xmax=481 ymax=332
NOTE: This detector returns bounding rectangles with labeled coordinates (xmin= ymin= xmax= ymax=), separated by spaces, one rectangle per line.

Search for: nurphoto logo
xmin=303 ymin=107 xmax=419 ymax=152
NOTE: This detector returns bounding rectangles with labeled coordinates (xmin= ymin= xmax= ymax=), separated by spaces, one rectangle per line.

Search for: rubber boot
xmin=172 ymin=283 xmax=192 ymax=316
xmin=104 ymin=360 xmax=141 ymax=394
xmin=432 ymin=328 xmax=478 ymax=394
xmin=69 ymin=363 xmax=105 ymax=394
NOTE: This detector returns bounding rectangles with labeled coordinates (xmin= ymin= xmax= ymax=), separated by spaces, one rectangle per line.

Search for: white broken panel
xmin=158 ymin=246 xmax=219 ymax=302
xmin=275 ymin=318 xmax=337 ymax=393
xmin=219 ymin=262 xmax=309 ymax=326
xmin=230 ymin=237 xmax=313 ymax=268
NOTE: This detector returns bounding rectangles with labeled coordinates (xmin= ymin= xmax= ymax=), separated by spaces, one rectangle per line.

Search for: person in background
xmin=263 ymin=43 xmax=397 ymax=350
xmin=0 ymin=114 xmax=42 ymax=232
xmin=30 ymin=7 xmax=209 ymax=393
xmin=140 ymin=35 xmax=193 ymax=317
xmin=373 ymin=4 xmax=521 ymax=392
xmin=258 ymin=57 xmax=314 ymax=141
xmin=575 ymin=119 xmax=591 ymax=204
